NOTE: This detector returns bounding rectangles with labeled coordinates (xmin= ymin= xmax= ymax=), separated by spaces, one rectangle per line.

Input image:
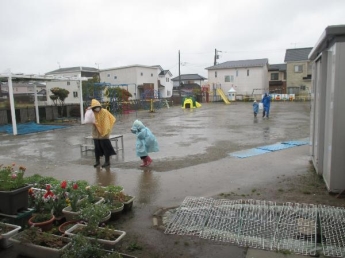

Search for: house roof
xmin=101 ymin=64 xmax=158 ymax=72
xmin=268 ymin=64 xmax=286 ymax=71
xmin=45 ymin=66 xmax=99 ymax=75
xmin=205 ymin=58 xmax=268 ymax=70
xmin=171 ymin=74 xmax=207 ymax=81
xmin=159 ymin=70 xmax=173 ymax=76
xmin=284 ymin=48 xmax=313 ymax=62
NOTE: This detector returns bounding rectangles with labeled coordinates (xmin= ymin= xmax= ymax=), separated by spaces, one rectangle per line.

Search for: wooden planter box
xmin=0 ymin=185 xmax=31 ymax=215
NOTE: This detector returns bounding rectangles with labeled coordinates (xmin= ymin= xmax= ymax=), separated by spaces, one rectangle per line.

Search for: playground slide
xmin=216 ymin=88 xmax=231 ymax=104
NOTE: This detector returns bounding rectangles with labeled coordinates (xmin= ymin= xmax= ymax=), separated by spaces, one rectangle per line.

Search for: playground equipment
xmin=216 ymin=88 xmax=231 ymax=104
xmin=181 ymin=96 xmax=201 ymax=109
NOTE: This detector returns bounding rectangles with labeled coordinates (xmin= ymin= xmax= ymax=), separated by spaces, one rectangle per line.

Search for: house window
xmin=107 ymin=74 xmax=110 ymax=77
xmin=271 ymin=73 xmax=279 ymax=80
xmin=67 ymin=81 xmax=70 ymax=85
xmin=167 ymin=90 xmax=171 ymax=96
xmin=73 ymin=91 xmax=78 ymax=98
xmin=114 ymin=76 xmax=117 ymax=79
xmin=215 ymin=71 xmax=217 ymax=78
xmin=166 ymin=78 xmax=169 ymax=82
xmin=247 ymin=70 xmax=250 ymax=76
xmin=225 ymin=75 xmax=234 ymax=82
xmin=141 ymin=72 xmax=143 ymax=76
xmin=294 ymin=65 xmax=303 ymax=73
xmin=236 ymin=70 xmax=238 ymax=77
xmin=300 ymin=85 xmax=306 ymax=90
xmin=151 ymin=73 xmax=153 ymax=77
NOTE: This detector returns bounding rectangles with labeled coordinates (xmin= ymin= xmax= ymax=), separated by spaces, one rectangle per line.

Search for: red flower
xmin=44 ymin=191 xmax=54 ymax=198
xmin=72 ymin=183 xmax=78 ymax=190
xmin=61 ymin=180 xmax=67 ymax=189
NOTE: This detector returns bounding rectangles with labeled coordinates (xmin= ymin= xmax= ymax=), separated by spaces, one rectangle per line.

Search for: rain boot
xmin=146 ymin=156 xmax=152 ymax=166
xmin=102 ymin=156 xmax=110 ymax=168
xmin=94 ymin=156 xmax=100 ymax=168
xmin=140 ymin=157 xmax=147 ymax=167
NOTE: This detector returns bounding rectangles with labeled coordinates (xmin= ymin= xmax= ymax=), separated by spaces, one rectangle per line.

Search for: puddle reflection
xmin=137 ymin=168 xmax=159 ymax=204
xmin=95 ymin=166 xmax=116 ymax=186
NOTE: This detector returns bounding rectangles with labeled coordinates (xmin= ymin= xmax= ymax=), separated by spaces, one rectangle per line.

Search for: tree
xmin=82 ymin=75 xmax=101 ymax=101
xmin=105 ymin=87 xmax=132 ymax=102
xmin=50 ymin=87 xmax=70 ymax=117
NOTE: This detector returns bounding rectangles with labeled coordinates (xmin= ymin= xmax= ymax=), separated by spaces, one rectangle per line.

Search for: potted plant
xmin=65 ymin=203 xmax=126 ymax=248
xmin=104 ymin=191 xmax=124 ymax=220
xmin=0 ymin=221 xmax=21 ymax=248
xmin=62 ymin=180 xmax=85 ymax=221
xmin=112 ymin=191 xmax=135 ymax=212
xmin=9 ymin=227 xmax=70 ymax=258
xmin=28 ymin=184 xmax=56 ymax=231
xmin=61 ymin=234 xmax=135 ymax=258
xmin=0 ymin=163 xmax=31 ymax=215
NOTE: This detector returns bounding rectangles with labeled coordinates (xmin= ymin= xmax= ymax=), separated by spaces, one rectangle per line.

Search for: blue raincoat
xmin=131 ymin=120 xmax=159 ymax=157
xmin=253 ymin=101 xmax=259 ymax=113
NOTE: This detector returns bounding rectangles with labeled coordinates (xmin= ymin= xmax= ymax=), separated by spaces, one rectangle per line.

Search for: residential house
xmin=0 ymin=81 xmax=46 ymax=101
xmin=268 ymin=64 xmax=286 ymax=94
xmin=284 ymin=47 xmax=313 ymax=96
xmin=45 ymin=66 xmax=99 ymax=105
xmin=205 ymin=58 xmax=269 ymax=100
xmin=99 ymin=65 xmax=173 ymax=99
xmin=171 ymin=74 xmax=206 ymax=97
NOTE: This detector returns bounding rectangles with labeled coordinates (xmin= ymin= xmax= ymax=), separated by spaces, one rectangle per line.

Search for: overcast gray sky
xmin=1 ymin=0 xmax=344 ymax=78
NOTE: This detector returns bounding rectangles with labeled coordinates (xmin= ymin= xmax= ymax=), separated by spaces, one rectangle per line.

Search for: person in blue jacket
xmin=131 ymin=119 xmax=159 ymax=167
xmin=252 ymin=100 xmax=259 ymax=117
xmin=262 ymin=93 xmax=271 ymax=118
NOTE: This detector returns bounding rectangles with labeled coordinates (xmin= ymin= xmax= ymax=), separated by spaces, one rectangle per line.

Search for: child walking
xmin=131 ymin=119 xmax=159 ymax=167
xmin=252 ymin=100 xmax=259 ymax=117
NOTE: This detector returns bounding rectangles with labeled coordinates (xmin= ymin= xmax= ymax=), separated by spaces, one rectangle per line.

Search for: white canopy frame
xmin=0 ymin=70 xmax=89 ymax=135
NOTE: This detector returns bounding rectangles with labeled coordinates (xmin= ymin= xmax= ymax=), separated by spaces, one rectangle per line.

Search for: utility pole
xmin=214 ymin=49 xmax=222 ymax=65
xmin=178 ymin=50 xmax=181 ymax=97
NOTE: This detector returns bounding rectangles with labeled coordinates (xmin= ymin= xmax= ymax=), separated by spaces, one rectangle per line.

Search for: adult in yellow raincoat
xmin=89 ymin=99 xmax=116 ymax=168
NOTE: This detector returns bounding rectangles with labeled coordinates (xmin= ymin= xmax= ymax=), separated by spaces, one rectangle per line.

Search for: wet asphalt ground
xmin=0 ymin=101 xmax=312 ymax=257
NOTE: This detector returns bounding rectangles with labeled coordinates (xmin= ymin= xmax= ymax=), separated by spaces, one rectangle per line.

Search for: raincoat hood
xmin=132 ymin=120 xmax=145 ymax=130
xmin=90 ymin=99 xmax=102 ymax=108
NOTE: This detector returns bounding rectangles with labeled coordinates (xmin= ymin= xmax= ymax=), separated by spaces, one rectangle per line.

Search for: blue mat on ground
xmin=281 ymin=140 xmax=309 ymax=146
xmin=256 ymin=143 xmax=296 ymax=152
xmin=0 ymin=122 xmax=69 ymax=135
xmin=229 ymin=148 xmax=271 ymax=158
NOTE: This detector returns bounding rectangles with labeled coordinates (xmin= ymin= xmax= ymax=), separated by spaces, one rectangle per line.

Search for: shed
xmin=309 ymin=24 xmax=345 ymax=193
xmin=227 ymin=87 xmax=236 ymax=101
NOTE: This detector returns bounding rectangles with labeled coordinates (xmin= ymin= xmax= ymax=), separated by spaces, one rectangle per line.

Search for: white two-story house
xmin=99 ymin=65 xmax=173 ymax=99
xmin=45 ymin=67 xmax=99 ymax=105
xmin=205 ymin=58 xmax=269 ymax=99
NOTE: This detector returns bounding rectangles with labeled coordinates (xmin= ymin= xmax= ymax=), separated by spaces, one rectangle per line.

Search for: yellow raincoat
xmin=90 ymin=99 xmax=116 ymax=139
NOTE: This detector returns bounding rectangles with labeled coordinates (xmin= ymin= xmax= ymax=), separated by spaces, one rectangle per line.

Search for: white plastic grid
xmin=274 ymin=202 xmax=317 ymax=256
xmin=201 ymin=199 xmax=242 ymax=243
xmin=238 ymin=200 xmax=278 ymax=250
xmin=164 ymin=197 xmax=343 ymax=257
xmin=319 ymin=205 xmax=345 ymax=257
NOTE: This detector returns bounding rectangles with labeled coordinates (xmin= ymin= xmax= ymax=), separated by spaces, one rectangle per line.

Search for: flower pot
xmin=110 ymin=203 xmax=124 ymax=220
xmin=99 ymin=211 xmax=111 ymax=224
xmin=65 ymin=224 xmax=126 ymax=249
xmin=123 ymin=196 xmax=135 ymax=212
xmin=62 ymin=206 xmax=81 ymax=221
xmin=58 ymin=220 xmax=80 ymax=234
xmin=0 ymin=185 xmax=31 ymax=215
xmin=0 ymin=222 xmax=21 ymax=248
xmin=28 ymin=214 xmax=55 ymax=232
xmin=9 ymin=231 xmax=70 ymax=258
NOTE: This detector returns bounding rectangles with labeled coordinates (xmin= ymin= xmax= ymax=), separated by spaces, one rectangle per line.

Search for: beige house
xmin=205 ymin=58 xmax=269 ymax=100
xmin=99 ymin=64 xmax=173 ymax=99
xmin=284 ymin=48 xmax=313 ymax=96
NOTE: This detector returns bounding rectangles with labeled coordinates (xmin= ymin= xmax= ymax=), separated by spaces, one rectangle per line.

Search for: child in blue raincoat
xmin=131 ymin=120 xmax=159 ymax=167
xmin=252 ymin=100 xmax=259 ymax=117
